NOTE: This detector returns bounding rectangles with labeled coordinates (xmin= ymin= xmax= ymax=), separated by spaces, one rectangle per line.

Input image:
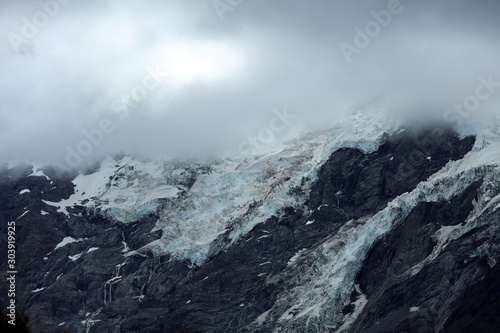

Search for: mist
xmin=1 ymin=0 xmax=499 ymax=168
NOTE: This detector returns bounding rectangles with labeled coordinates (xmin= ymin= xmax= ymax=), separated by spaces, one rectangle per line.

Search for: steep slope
xmin=443 ymin=260 xmax=500 ymax=333
xmin=1 ymin=109 xmax=499 ymax=333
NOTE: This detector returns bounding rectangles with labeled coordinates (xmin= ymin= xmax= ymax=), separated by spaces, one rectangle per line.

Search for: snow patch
xmin=17 ymin=210 xmax=29 ymax=220
xmin=31 ymin=287 xmax=46 ymax=293
xmin=55 ymin=237 xmax=83 ymax=250
xmin=432 ymin=225 xmax=463 ymax=243
xmin=69 ymin=253 xmax=83 ymax=261
xmin=29 ymin=167 xmax=50 ymax=180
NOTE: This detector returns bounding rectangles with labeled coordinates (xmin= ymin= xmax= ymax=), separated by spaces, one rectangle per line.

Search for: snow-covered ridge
xmin=44 ymin=103 xmax=398 ymax=265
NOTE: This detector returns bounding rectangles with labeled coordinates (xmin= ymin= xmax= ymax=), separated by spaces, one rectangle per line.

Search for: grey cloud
xmin=0 ymin=0 xmax=499 ymax=167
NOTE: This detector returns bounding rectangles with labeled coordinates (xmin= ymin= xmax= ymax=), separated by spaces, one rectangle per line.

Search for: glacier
xmin=45 ymin=102 xmax=400 ymax=265
xmin=35 ymin=103 xmax=500 ymax=332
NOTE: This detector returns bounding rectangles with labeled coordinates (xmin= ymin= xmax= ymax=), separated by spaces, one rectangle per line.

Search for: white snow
xmin=10 ymin=101 xmax=499 ymax=332
xmin=54 ymin=237 xmax=83 ymax=250
xmin=17 ymin=210 xmax=29 ymax=220
xmin=87 ymin=247 xmax=99 ymax=253
xmin=287 ymin=249 xmax=307 ymax=267
xmin=432 ymin=225 xmax=463 ymax=243
xmin=258 ymin=117 xmax=500 ymax=332
xmin=317 ymin=204 xmax=328 ymax=211
xmin=19 ymin=189 xmax=30 ymax=195
xmin=41 ymin=210 xmax=49 ymax=215
xmin=31 ymin=287 xmax=46 ymax=293
xmin=68 ymin=253 xmax=83 ymax=261
xmin=43 ymin=156 xmax=182 ymax=222
xmin=41 ymin=101 xmax=401 ymax=266
xmin=122 ymin=241 xmax=130 ymax=253
xmin=29 ymin=167 xmax=50 ymax=180
xmin=410 ymin=307 xmax=420 ymax=312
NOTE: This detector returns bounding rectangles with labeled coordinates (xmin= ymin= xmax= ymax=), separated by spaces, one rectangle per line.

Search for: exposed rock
xmin=3 ymin=126 xmax=499 ymax=333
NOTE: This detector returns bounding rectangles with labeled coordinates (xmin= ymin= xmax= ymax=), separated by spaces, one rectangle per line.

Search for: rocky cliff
xmin=1 ymin=114 xmax=500 ymax=332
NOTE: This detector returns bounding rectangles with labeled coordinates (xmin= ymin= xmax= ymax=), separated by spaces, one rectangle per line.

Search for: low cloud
xmin=1 ymin=0 xmax=499 ymax=167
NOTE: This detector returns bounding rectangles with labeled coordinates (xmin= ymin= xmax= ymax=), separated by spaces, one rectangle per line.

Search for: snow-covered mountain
xmin=1 ymin=105 xmax=500 ymax=333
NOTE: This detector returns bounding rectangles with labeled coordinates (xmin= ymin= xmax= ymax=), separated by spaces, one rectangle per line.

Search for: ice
xmin=255 ymin=118 xmax=500 ymax=331
xmin=136 ymin=103 xmax=398 ymax=265
xmin=41 ymin=101 xmax=401 ymax=266
xmin=43 ymin=156 xmax=182 ymax=223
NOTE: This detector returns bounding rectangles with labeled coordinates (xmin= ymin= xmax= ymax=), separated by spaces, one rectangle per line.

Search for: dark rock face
xmin=307 ymin=128 xmax=476 ymax=221
xmin=357 ymin=180 xmax=483 ymax=297
xmin=351 ymin=181 xmax=487 ymax=333
xmin=2 ymin=128 xmax=497 ymax=333
xmin=443 ymin=260 xmax=500 ymax=333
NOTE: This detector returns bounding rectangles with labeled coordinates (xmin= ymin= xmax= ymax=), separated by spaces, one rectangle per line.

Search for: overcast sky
xmin=1 ymin=0 xmax=499 ymax=167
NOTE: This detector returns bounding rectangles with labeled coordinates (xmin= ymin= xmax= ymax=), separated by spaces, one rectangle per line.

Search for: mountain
xmin=1 ymin=108 xmax=500 ymax=333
